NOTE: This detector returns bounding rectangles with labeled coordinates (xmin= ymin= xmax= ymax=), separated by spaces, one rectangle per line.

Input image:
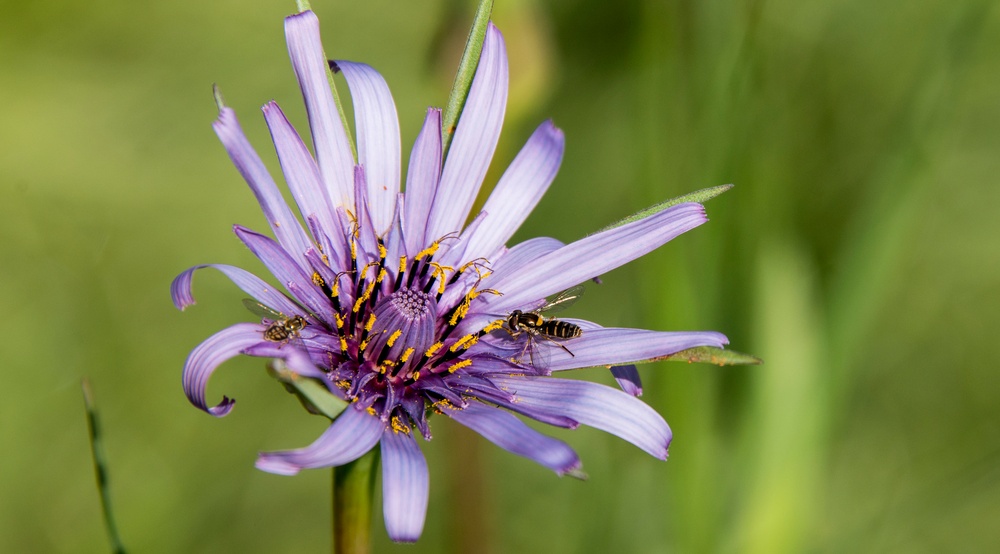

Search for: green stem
xmin=332 ymin=449 xmax=379 ymax=554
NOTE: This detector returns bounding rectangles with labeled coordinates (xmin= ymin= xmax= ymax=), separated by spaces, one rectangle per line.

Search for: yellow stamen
xmin=449 ymin=359 xmax=473 ymax=373
xmin=311 ymin=271 xmax=325 ymax=288
xmin=365 ymin=313 xmax=377 ymax=332
xmin=424 ymin=342 xmax=444 ymax=358
xmin=386 ymin=329 xmax=402 ymax=348
xmin=398 ymin=256 xmax=408 ymax=275
xmin=378 ymin=242 xmax=387 ymax=261
xmin=482 ymin=319 xmax=505 ymax=333
xmin=450 ymin=333 xmax=479 ymax=352
xmin=339 ymin=337 xmax=348 ymax=352
xmin=399 ymin=347 xmax=415 ymax=363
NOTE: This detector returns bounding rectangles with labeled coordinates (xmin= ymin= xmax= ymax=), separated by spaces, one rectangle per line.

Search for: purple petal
xmin=483 ymin=203 xmax=708 ymax=312
xmin=284 ymin=11 xmax=355 ymax=209
xmin=213 ymin=107 xmax=313 ymax=263
xmin=262 ymin=101 xmax=340 ymax=247
xmin=233 ymin=225 xmax=329 ymax=317
xmin=426 ymin=23 xmax=508 ymax=240
xmin=460 ymin=120 xmax=564 ymax=263
xmin=336 ymin=60 xmax=400 ymax=235
xmin=610 ymin=365 xmax=643 ymax=396
xmin=381 ymin=430 xmax=429 ymax=543
xmin=536 ymin=327 xmax=729 ymax=371
xmin=444 ymin=402 xmax=580 ymax=475
xmin=255 ymin=405 xmax=384 ymax=475
xmin=182 ymin=323 xmax=267 ymax=416
xmin=490 ymin=375 xmax=671 ymax=459
xmin=171 ymin=263 xmax=301 ymax=316
xmin=402 ymin=108 xmax=442 ymax=255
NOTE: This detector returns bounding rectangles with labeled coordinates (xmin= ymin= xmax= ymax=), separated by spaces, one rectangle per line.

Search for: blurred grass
xmin=2 ymin=0 xmax=999 ymax=552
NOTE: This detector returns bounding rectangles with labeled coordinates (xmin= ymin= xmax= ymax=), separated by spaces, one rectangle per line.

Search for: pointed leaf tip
xmin=660 ymin=346 xmax=762 ymax=366
xmin=596 ymin=184 xmax=734 ymax=233
xmin=212 ymin=83 xmax=226 ymax=112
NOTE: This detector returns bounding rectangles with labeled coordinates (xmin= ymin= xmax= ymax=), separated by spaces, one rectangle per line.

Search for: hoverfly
xmin=505 ymin=286 xmax=584 ymax=367
xmin=243 ymin=299 xmax=309 ymax=344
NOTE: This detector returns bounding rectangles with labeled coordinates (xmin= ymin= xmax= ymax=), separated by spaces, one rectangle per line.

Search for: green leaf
xmin=267 ymin=359 xmax=348 ymax=420
xmin=441 ymin=0 xmax=495 ymax=161
xmin=595 ymin=184 xmax=734 ymax=233
xmin=659 ymin=346 xmax=762 ymax=366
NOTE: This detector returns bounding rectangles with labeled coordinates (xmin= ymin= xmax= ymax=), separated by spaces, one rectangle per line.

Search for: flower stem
xmin=332 ymin=449 xmax=379 ymax=554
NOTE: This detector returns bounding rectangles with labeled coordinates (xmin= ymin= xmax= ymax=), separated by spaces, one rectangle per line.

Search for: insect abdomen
xmin=539 ymin=319 xmax=582 ymax=339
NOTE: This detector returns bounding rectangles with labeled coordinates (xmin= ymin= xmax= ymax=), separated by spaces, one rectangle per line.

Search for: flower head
xmin=172 ymin=10 xmax=728 ymax=543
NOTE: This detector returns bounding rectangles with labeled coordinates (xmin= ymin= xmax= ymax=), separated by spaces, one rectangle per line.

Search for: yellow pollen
xmin=411 ymin=371 xmax=421 ymax=381
xmin=378 ymin=242 xmax=387 ymax=261
xmin=365 ymin=313 xmax=377 ymax=332
xmin=482 ymin=319 xmax=505 ymax=333
xmin=366 ymin=406 xmax=377 ymax=417
xmin=398 ymin=256 xmax=407 ymax=275
xmin=335 ymin=314 xmax=345 ymax=329
xmin=414 ymin=242 xmax=439 ymax=261
xmin=386 ymin=329 xmax=402 ymax=347
xmin=449 ymin=359 xmax=473 ymax=373
xmin=359 ymin=338 xmax=370 ymax=352
xmin=350 ymin=239 xmax=357 ymax=260
xmin=400 ymin=347 xmax=415 ymax=363
xmin=424 ymin=342 xmax=444 ymax=358
xmin=379 ymin=359 xmax=396 ymax=374
xmin=322 ymin=254 xmax=330 ymax=265
xmin=311 ymin=272 xmax=325 ymax=287
xmin=450 ymin=334 xmax=479 ymax=352
xmin=377 ymin=268 xmax=387 ymax=284
xmin=390 ymin=415 xmax=410 ymax=434
xmin=339 ymin=337 xmax=348 ymax=352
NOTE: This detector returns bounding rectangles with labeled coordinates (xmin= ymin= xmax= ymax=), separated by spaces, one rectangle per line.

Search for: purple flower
xmin=172 ymin=10 xmax=728 ymax=543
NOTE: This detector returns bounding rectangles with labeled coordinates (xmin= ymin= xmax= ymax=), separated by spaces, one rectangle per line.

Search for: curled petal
xmin=255 ymin=405 xmax=384 ymax=475
xmin=444 ymin=402 xmax=580 ymax=475
xmin=336 ymin=60 xmax=401 ymax=234
xmin=426 ymin=23 xmax=508 ymax=240
xmin=284 ymin=11 xmax=355 ymax=209
xmin=182 ymin=323 xmax=268 ymax=416
xmin=484 ymin=203 xmax=707 ymax=312
xmin=490 ymin=375 xmax=671 ymax=459
xmin=171 ymin=263 xmax=300 ymax=316
xmin=381 ymin=430 xmax=429 ymax=543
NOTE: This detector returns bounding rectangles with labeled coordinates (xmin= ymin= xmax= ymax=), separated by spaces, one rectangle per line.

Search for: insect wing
xmin=243 ymin=298 xmax=286 ymax=321
xmin=537 ymin=285 xmax=584 ymax=315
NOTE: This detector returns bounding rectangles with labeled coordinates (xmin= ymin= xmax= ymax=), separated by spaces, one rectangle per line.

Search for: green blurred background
xmin=3 ymin=0 xmax=998 ymax=551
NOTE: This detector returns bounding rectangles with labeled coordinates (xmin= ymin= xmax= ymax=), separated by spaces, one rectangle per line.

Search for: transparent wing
xmin=243 ymin=298 xmax=285 ymax=320
xmin=537 ymin=285 xmax=584 ymax=315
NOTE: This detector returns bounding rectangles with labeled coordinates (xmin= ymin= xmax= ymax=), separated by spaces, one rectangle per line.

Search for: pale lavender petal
xmin=460 ymin=120 xmax=564 ymax=263
xmin=537 ymin=327 xmax=728 ymax=371
xmin=381 ymin=430 xmax=429 ymax=543
xmin=336 ymin=60 xmax=400 ymax=234
xmin=402 ymin=108 xmax=442 ymax=254
xmin=213 ymin=107 xmax=313 ymax=262
xmin=490 ymin=375 xmax=671 ymax=459
xmin=262 ymin=101 xmax=340 ymax=244
xmin=284 ymin=11 xmax=355 ymax=208
xmin=610 ymin=365 xmax=643 ymax=396
xmin=444 ymin=402 xmax=580 ymax=475
xmin=171 ymin=263 xmax=300 ymax=316
xmin=233 ymin=225 xmax=329 ymax=316
xmin=255 ymin=405 xmax=384 ymax=475
xmin=483 ymin=203 xmax=708 ymax=312
xmin=426 ymin=23 xmax=508 ymax=240
xmin=485 ymin=236 xmax=563 ymax=285
xmin=183 ymin=323 xmax=267 ymax=416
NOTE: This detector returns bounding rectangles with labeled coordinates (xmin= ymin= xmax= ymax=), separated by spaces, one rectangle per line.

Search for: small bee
xmin=243 ymin=299 xmax=309 ymax=344
xmin=506 ymin=286 xmax=584 ymax=367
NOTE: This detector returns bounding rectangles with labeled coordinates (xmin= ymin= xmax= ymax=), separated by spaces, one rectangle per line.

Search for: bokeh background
xmin=3 ymin=0 xmax=998 ymax=551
